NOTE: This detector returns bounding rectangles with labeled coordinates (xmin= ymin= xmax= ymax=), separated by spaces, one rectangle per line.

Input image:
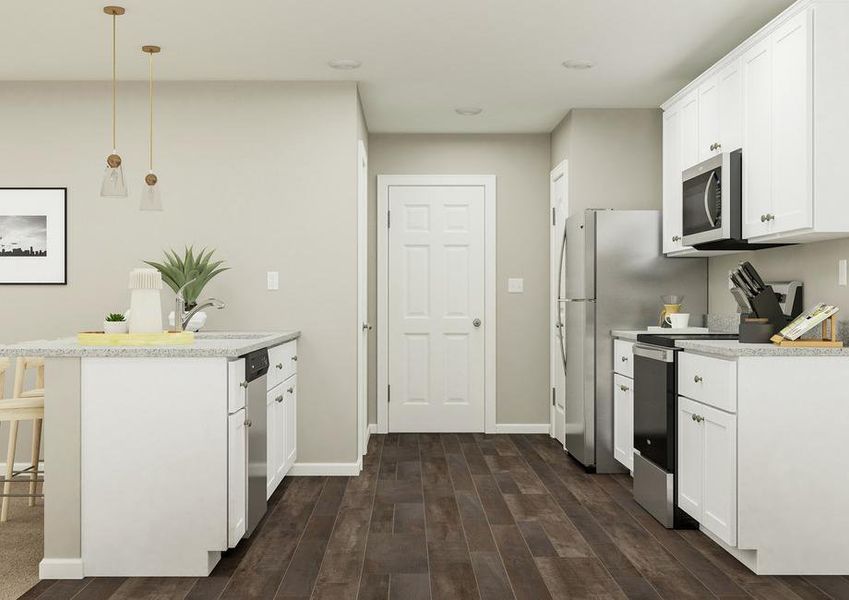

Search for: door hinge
xmin=387 ymin=210 xmax=391 ymax=228
xmin=552 ymin=387 xmax=556 ymax=406
xmin=387 ymin=384 xmax=391 ymax=403
xmin=552 ymin=207 xmax=556 ymax=226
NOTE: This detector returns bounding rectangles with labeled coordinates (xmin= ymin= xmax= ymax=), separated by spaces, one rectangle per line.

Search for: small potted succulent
xmin=103 ymin=313 xmax=128 ymax=334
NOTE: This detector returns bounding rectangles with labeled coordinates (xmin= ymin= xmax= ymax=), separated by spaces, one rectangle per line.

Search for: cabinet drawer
xmin=228 ymin=358 xmax=246 ymax=413
xmin=678 ymin=352 xmax=737 ymax=413
xmin=613 ymin=374 xmax=634 ymax=471
xmin=268 ymin=341 xmax=298 ymax=390
xmin=614 ymin=339 xmax=634 ymax=377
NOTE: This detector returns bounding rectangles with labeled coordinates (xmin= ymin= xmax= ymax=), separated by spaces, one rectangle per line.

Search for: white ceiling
xmin=0 ymin=0 xmax=794 ymax=133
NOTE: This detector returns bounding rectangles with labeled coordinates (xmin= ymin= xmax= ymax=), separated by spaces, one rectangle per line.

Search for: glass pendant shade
xmin=140 ymin=173 xmax=162 ymax=211
xmin=101 ymin=154 xmax=127 ymax=197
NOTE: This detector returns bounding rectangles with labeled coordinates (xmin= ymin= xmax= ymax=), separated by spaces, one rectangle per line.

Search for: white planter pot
xmin=103 ymin=321 xmax=129 ymax=334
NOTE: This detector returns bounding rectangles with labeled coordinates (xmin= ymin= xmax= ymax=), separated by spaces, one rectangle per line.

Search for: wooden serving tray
xmin=77 ymin=331 xmax=195 ymax=346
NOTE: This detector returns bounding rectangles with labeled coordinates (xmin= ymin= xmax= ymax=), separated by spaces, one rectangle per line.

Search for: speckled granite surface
xmin=675 ymin=338 xmax=848 ymax=357
xmin=0 ymin=331 xmax=300 ymax=358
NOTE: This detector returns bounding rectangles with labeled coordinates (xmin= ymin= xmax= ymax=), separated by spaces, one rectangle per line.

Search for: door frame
xmin=549 ymin=160 xmax=568 ymax=439
xmin=376 ymin=174 xmax=497 ymax=434
xmin=357 ymin=140 xmax=368 ymax=460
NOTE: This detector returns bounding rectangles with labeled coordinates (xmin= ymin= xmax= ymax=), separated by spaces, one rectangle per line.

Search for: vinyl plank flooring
xmin=24 ymin=433 xmax=845 ymax=600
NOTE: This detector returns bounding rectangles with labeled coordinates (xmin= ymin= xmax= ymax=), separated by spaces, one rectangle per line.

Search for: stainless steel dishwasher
xmin=243 ymin=348 xmax=269 ymax=537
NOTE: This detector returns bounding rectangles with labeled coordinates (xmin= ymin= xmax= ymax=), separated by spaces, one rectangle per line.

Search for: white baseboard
xmin=288 ymin=461 xmax=362 ymax=476
xmin=495 ymin=423 xmax=550 ymax=434
xmin=39 ymin=558 xmax=84 ymax=580
xmin=368 ymin=423 xmax=377 ymax=434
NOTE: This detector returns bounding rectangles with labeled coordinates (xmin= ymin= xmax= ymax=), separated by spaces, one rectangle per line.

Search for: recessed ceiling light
xmin=455 ymin=107 xmax=483 ymax=116
xmin=328 ymin=59 xmax=362 ymax=70
xmin=562 ymin=59 xmax=595 ymax=70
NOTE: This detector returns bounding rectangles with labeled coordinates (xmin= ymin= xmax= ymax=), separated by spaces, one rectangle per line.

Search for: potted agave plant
xmin=103 ymin=312 xmax=128 ymax=334
xmin=144 ymin=247 xmax=229 ymax=331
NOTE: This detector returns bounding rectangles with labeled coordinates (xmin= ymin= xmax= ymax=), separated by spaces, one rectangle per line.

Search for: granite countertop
xmin=675 ymin=338 xmax=849 ymax=358
xmin=0 ymin=330 xmax=300 ymax=358
xmin=610 ymin=330 xmax=644 ymax=341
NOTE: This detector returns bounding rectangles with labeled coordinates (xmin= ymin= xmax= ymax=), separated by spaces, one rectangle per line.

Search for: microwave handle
xmin=703 ymin=171 xmax=716 ymax=228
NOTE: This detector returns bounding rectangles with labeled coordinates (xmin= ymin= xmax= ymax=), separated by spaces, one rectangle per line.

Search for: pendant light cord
xmin=149 ymin=51 xmax=154 ymax=171
xmin=112 ymin=13 xmax=117 ymax=151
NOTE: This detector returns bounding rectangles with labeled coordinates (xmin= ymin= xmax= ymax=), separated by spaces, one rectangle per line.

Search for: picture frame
xmin=0 ymin=187 xmax=67 ymax=285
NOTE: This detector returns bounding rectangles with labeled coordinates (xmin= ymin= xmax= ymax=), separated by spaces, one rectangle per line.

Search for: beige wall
xmin=367 ymin=134 xmax=551 ymax=426
xmin=0 ymin=81 xmax=361 ymax=465
xmin=709 ymin=239 xmax=849 ymax=322
xmin=550 ymin=108 xmax=663 ymax=215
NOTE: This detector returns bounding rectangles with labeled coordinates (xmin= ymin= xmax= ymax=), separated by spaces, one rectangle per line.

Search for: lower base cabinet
xmin=678 ymin=396 xmax=737 ymax=546
xmin=613 ymin=374 xmax=634 ymax=471
xmin=267 ymin=374 xmax=298 ymax=499
xmin=227 ymin=408 xmax=247 ymax=548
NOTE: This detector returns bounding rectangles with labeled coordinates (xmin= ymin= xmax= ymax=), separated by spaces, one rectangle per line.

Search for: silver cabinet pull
xmin=619 ymin=384 xmax=630 ymax=392
xmin=239 ymin=381 xmax=248 ymax=389
xmin=621 ymin=356 xmax=628 ymax=362
xmin=672 ymin=235 xmax=681 ymax=242
xmin=473 ymin=318 xmax=482 ymax=328
xmin=691 ymin=414 xmax=704 ymax=423
xmin=693 ymin=375 xmax=703 ymax=383
xmin=287 ymin=386 xmax=295 ymax=394
xmin=761 ymin=214 xmax=766 ymax=222
xmin=767 ymin=214 xmax=775 ymax=221
xmin=276 ymin=363 xmax=284 ymax=370
xmin=245 ymin=419 xmax=252 ymax=427
xmin=275 ymin=395 xmax=284 ymax=403
xmin=362 ymin=322 xmax=373 ymax=331
xmin=292 ymin=355 xmax=298 ymax=362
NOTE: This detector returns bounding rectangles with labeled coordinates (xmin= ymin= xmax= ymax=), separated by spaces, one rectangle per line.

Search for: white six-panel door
xmin=387 ymin=183 xmax=486 ymax=432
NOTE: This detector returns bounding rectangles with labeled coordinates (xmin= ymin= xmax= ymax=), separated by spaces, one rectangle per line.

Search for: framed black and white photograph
xmin=0 ymin=188 xmax=67 ymax=284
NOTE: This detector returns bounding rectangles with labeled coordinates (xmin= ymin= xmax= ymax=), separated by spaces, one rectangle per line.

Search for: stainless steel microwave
xmin=682 ymin=150 xmax=741 ymax=247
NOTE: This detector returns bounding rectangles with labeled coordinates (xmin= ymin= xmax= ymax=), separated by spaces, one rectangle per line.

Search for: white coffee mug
xmin=665 ymin=313 xmax=690 ymax=328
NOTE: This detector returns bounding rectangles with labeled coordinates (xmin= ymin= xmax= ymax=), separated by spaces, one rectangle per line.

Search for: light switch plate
xmin=840 ymin=260 xmax=847 ymax=286
xmin=267 ymin=271 xmax=279 ymax=290
xmin=508 ymin=278 xmax=524 ymax=293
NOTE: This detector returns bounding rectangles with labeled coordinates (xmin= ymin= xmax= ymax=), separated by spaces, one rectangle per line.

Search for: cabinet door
xmin=677 ymin=397 xmax=704 ymax=521
xmin=742 ymin=36 xmax=773 ymax=238
xmin=266 ymin=391 xmax=278 ymax=499
xmin=613 ymin=375 xmax=633 ymax=471
xmin=662 ymin=107 xmax=691 ymax=254
xmin=274 ymin=388 xmax=287 ymax=483
xmin=228 ymin=409 xmax=247 ymax=548
xmin=771 ymin=10 xmax=813 ymax=235
xmin=680 ymin=91 xmax=700 ymax=171
xmin=701 ymin=404 xmax=737 ymax=546
xmin=718 ymin=58 xmax=743 ymax=153
xmin=698 ymin=76 xmax=720 ymax=162
xmin=228 ymin=359 xmax=246 ymax=413
xmin=284 ymin=376 xmax=297 ymax=473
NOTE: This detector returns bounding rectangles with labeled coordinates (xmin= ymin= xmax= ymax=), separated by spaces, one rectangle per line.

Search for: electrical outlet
xmin=839 ymin=260 xmax=847 ymax=286
xmin=267 ymin=271 xmax=279 ymax=290
xmin=508 ymin=278 xmax=524 ymax=293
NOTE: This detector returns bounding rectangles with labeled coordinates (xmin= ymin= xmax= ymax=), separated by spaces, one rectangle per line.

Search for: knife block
xmin=746 ymin=286 xmax=788 ymax=334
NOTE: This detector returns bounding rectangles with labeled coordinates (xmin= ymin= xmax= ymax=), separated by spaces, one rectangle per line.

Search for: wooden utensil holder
xmin=770 ymin=315 xmax=843 ymax=348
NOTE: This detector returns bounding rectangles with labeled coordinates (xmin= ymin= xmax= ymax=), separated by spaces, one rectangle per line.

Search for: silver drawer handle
xmin=275 ymin=395 xmax=284 ymax=403
xmin=620 ymin=356 xmax=628 ymax=362
xmin=287 ymin=386 xmax=295 ymax=394
xmin=276 ymin=363 xmax=284 ymax=370
xmin=693 ymin=375 xmax=703 ymax=383
xmin=245 ymin=419 xmax=252 ymax=427
xmin=691 ymin=414 xmax=704 ymax=423
xmin=619 ymin=384 xmax=630 ymax=392
xmin=672 ymin=235 xmax=681 ymax=242
xmin=292 ymin=355 xmax=298 ymax=362
xmin=239 ymin=381 xmax=248 ymax=389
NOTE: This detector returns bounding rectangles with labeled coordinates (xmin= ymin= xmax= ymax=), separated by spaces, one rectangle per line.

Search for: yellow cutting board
xmin=77 ymin=331 xmax=195 ymax=346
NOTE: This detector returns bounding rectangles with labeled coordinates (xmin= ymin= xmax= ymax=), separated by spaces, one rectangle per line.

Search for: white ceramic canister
xmin=128 ymin=268 xmax=163 ymax=333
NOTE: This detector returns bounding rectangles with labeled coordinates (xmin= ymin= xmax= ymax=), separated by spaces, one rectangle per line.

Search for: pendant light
xmin=101 ymin=6 xmax=127 ymax=197
xmin=140 ymin=45 xmax=162 ymax=211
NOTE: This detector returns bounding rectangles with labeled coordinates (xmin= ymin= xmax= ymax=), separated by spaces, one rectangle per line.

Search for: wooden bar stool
xmin=1 ymin=357 xmax=45 ymax=522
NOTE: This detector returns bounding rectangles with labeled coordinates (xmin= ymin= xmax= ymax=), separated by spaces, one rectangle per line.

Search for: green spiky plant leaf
xmin=144 ymin=246 xmax=229 ymax=310
xmin=105 ymin=313 xmax=126 ymax=322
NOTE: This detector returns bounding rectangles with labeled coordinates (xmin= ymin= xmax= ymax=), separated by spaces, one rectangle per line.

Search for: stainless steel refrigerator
xmin=555 ymin=209 xmax=707 ymax=473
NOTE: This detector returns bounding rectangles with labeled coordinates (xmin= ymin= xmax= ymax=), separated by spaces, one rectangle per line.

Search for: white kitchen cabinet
xmin=677 ymin=395 xmax=737 ymax=547
xmin=227 ymin=358 xmax=246 ymax=413
xmin=742 ymin=35 xmax=773 ymax=239
xmin=679 ymin=91 xmax=700 ymax=171
xmin=662 ymin=106 xmax=695 ymax=254
xmin=266 ymin=388 xmax=280 ymax=499
xmin=283 ymin=375 xmax=297 ymax=473
xmin=227 ymin=408 xmax=247 ymax=548
xmin=613 ymin=339 xmax=634 ymax=378
xmin=266 ymin=349 xmax=298 ymax=498
xmin=613 ymin=374 xmax=633 ymax=471
xmin=698 ymin=59 xmax=743 ymax=163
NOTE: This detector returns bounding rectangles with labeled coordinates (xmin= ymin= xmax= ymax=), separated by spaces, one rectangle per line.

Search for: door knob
xmin=473 ymin=318 xmax=482 ymax=328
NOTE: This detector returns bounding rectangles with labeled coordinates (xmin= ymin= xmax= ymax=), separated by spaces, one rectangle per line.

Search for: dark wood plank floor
xmin=21 ymin=434 xmax=849 ymax=600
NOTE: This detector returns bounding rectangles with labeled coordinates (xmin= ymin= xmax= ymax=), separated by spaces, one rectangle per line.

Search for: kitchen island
xmin=611 ymin=330 xmax=849 ymax=575
xmin=0 ymin=331 xmax=299 ymax=579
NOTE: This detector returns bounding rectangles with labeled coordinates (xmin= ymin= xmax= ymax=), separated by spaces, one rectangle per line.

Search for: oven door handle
xmin=633 ymin=344 xmax=676 ymax=363
xmin=703 ymin=171 xmax=717 ymax=228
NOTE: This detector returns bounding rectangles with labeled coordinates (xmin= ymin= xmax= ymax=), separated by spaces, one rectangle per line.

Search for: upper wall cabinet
xmin=662 ymin=0 xmax=849 ymax=252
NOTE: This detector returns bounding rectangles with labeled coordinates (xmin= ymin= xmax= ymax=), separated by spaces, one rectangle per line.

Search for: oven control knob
xmin=646 ymin=439 xmax=652 ymax=445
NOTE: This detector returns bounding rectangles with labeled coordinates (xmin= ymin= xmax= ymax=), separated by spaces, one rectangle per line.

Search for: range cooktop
xmin=636 ymin=332 xmax=739 ymax=348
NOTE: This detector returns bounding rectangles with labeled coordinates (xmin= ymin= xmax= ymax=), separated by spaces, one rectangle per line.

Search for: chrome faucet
xmin=173 ymin=277 xmax=225 ymax=332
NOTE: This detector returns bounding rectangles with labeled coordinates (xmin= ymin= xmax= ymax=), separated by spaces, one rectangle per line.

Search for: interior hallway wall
xmin=0 ymin=81 xmax=362 ymax=467
xmin=367 ymin=134 xmax=551 ymax=427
